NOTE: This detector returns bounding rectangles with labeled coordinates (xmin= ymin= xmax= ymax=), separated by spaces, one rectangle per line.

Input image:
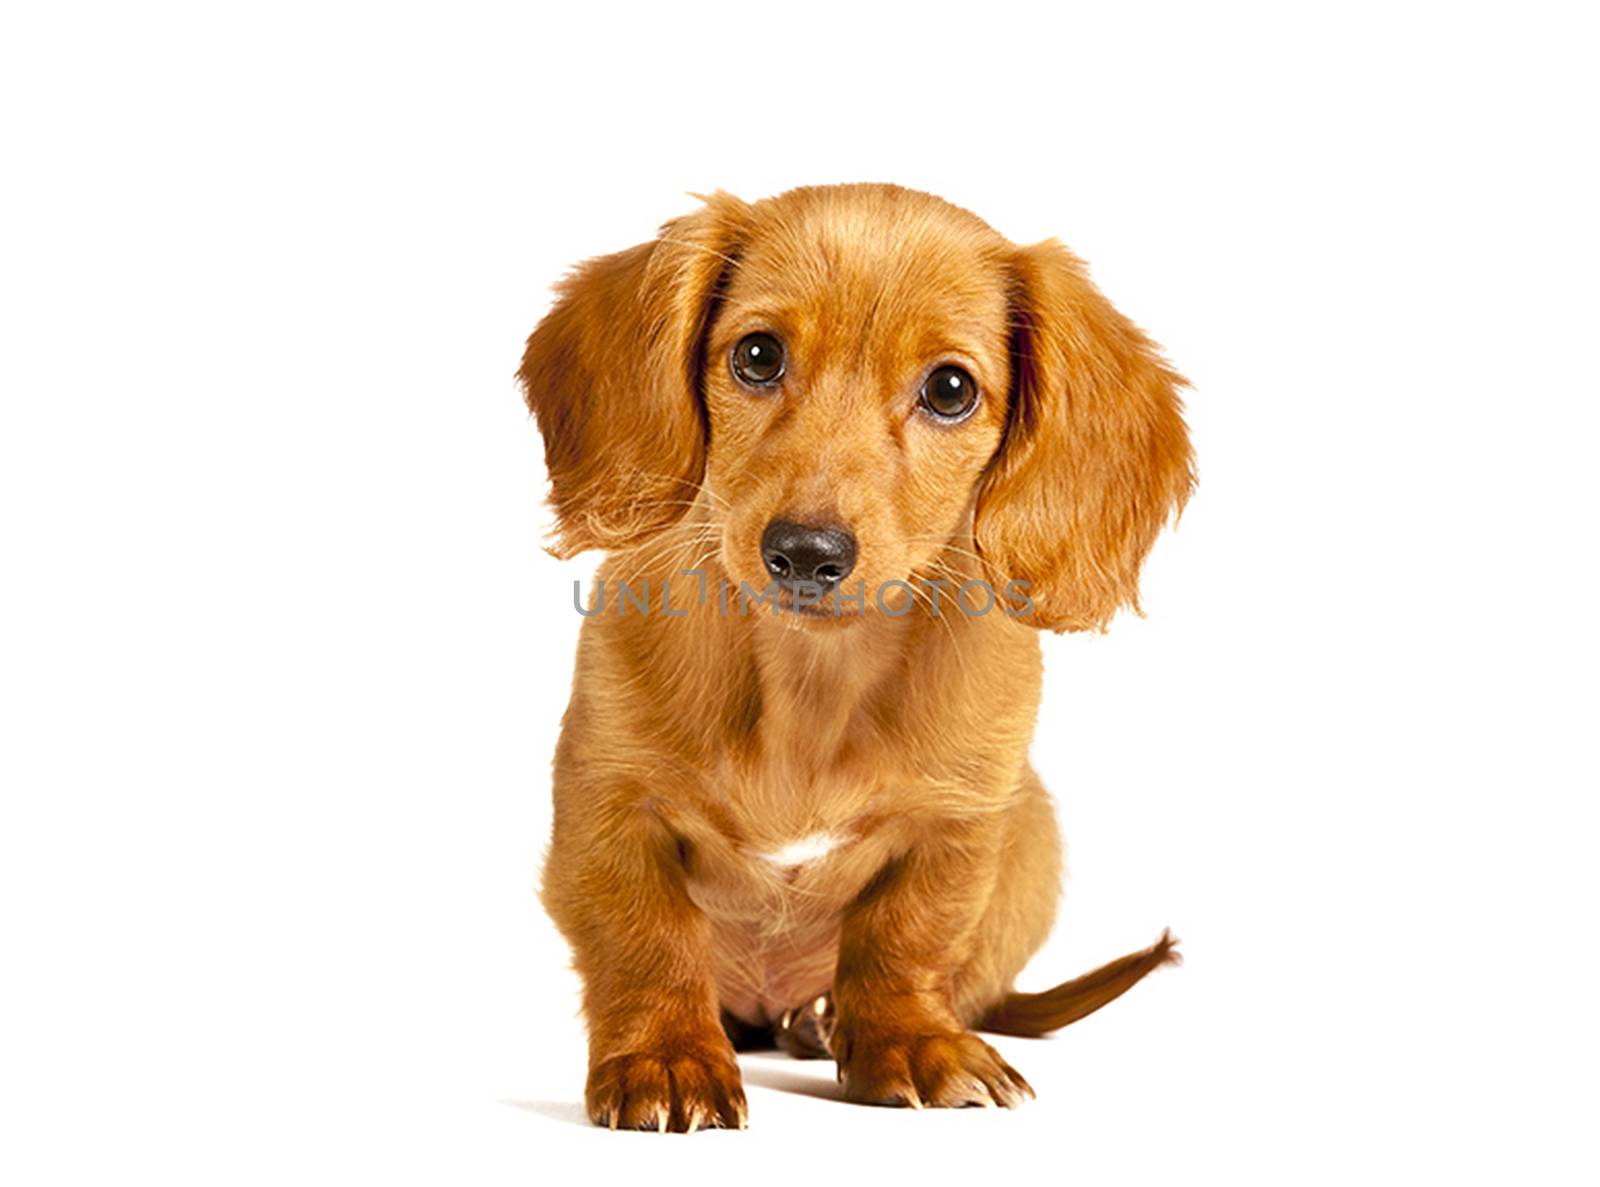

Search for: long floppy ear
xmin=518 ymin=192 xmax=749 ymax=556
xmin=977 ymin=240 xmax=1196 ymax=632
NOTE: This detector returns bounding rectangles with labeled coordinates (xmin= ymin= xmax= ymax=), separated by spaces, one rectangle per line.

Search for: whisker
xmin=611 ymin=525 xmax=723 ymax=589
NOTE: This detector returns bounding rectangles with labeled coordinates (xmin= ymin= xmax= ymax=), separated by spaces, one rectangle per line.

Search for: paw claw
xmin=836 ymin=1029 xmax=1034 ymax=1111
xmin=586 ymin=1039 xmax=746 ymax=1134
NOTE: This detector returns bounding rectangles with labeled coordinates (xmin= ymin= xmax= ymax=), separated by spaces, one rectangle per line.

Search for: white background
xmin=3 ymin=2 xmax=1596 ymax=1183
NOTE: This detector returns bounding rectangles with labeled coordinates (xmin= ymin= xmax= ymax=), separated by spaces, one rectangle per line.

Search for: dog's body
xmin=522 ymin=184 xmax=1193 ymax=1131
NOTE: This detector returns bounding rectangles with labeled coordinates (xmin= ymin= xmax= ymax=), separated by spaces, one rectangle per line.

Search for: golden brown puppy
xmin=520 ymin=183 xmax=1193 ymax=1132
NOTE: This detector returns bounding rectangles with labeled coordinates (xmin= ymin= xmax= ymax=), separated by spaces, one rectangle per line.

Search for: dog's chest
xmin=725 ymin=792 xmax=877 ymax=887
xmin=750 ymin=829 xmax=850 ymax=872
xmin=684 ymin=763 xmax=898 ymax=922
xmin=687 ymin=740 xmax=909 ymax=1018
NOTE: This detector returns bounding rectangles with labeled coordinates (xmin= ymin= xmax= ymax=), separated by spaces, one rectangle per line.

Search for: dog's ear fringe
xmin=976 ymin=240 xmax=1196 ymax=633
xmin=518 ymin=192 xmax=751 ymax=557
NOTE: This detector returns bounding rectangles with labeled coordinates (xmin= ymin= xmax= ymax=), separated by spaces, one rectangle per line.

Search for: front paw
xmin=586 ymin=1036 xmax=748 ymax=1132
xmin=835 ymin=1028 xmax=1034 ymax=1109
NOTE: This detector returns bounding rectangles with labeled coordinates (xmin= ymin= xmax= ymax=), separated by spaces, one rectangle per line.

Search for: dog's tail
xmin=979 ymin=929 xmax=1181 ymax=1037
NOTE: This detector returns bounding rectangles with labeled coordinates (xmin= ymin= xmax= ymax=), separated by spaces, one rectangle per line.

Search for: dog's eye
xmin=920 ymin=365 xmax=978 ymax=420
xmin=731 ymin=332 xmax=785 ymax=388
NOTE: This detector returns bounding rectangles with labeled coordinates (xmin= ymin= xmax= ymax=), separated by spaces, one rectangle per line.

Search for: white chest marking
xmin=756 ymin=831 xmax=847 ymax=870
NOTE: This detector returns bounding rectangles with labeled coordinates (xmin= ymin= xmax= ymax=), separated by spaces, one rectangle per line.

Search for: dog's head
xmin=520 ymin=184 xmax=1193 ymax=631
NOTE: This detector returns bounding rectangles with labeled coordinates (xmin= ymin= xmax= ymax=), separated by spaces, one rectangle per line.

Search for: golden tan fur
xmin=520 ymin=183 xmax=1193 ymax=1131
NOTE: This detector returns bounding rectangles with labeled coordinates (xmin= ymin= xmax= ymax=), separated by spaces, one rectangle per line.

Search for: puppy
xmin=520 ymin=183 xmax=1194 ymax=1132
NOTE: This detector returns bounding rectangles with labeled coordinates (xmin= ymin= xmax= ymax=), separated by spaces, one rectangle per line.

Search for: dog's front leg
xmin=543 ymin=800 xmax=745 ymax=1132
xmin=832 ymin=819 xmax=1035 ymax=1108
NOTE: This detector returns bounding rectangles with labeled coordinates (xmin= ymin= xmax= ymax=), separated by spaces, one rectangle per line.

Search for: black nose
xmin=761 ymin=519 xmax=857 ymax=589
